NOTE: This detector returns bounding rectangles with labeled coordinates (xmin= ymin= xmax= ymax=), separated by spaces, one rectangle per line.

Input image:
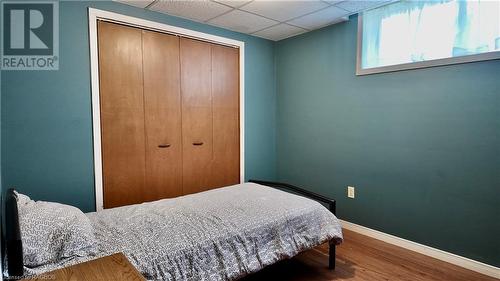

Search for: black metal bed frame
xmin=1 ymin=181 xmax=337 ymax=278
xmin=3 ymin=188 xmax=24 ymax=278
xmin=249 ymin=180 xmax=337 ymax=270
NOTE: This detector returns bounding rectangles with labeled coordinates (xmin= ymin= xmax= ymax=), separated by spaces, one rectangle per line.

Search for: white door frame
xmin=88 ymin=8 xmax=245 ymax=211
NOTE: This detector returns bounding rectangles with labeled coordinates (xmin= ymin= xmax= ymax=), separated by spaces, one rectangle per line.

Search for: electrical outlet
xmin=347 ymin=186 xmax=355 ymax=198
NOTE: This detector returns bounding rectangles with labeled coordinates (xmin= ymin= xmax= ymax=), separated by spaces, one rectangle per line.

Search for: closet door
xmin=180 ymin=38 xmax=214 ymax=194
xmin=98 ymin=22 xmax=146 ymax=208
xmin=211 ymin=45 xmax=240 ymax=187
xmin=142 ymin=31 xmax=183 ymax=201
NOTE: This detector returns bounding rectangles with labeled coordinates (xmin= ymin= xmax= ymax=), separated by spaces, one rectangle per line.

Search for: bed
xmin=3 ymin=180 xmax=343 ymax=280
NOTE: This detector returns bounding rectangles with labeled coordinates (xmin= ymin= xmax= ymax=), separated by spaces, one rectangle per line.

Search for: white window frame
xmin=88 ymin=8 xmax=245 ymax=211
xmin=356 ymin=14 xmax=500 ymax=76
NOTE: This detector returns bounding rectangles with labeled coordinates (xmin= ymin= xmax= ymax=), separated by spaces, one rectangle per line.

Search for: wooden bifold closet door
xmin=142 ymin=30 xmax=183 ymax=202
xmin=98 ymin=21 xmax=239 ymax=208
xmin=98 ymin=22 xmax=147 ymax=208
xmin=180 ymin=38 xmax=240 ymax=194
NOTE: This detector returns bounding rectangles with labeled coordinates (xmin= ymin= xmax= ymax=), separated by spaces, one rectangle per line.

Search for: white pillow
xmin=15 ymin=191 xmax=97 ymax=267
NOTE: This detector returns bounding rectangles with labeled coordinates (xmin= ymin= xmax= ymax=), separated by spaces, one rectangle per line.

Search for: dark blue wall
xmin=275 ymin=15 xmax=500 ymax=267
xmin=1 ymin=1 xmax=277 ymax=212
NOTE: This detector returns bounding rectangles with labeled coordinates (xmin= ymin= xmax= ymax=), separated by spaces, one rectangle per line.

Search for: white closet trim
xmin=88 ymin=8 xmax=245 ymax=211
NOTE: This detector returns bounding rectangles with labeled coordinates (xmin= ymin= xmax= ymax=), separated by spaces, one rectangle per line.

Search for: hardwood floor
xmin=243 ymin=229 xmax=498 ymax=281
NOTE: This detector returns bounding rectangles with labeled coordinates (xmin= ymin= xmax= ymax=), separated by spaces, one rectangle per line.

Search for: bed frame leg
xmin=329 ymin=240 xmax=336 ymax=270
xmin=328 ymin=200 xmax=336 ymax=270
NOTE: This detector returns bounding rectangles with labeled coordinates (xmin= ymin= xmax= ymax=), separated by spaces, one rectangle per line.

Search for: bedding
xmin=21 ymin=183 xmax=343 ymax=280
xmin=15 ymin=191 xmax=97 ymax=267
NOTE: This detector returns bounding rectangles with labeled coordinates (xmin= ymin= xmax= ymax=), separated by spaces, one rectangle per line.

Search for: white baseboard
xmin=340 ymin=219 xmax=500 ymax=279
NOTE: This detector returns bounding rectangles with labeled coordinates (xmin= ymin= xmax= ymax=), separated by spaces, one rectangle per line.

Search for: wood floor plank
xmin=242 ymin=229 xmax=498 ymax=281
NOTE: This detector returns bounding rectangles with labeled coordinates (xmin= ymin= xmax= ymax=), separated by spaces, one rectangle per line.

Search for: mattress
xmin=25 ymin=183 xmax=343 ymax=280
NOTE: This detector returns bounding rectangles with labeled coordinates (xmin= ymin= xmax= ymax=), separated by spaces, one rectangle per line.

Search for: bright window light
xmin=358 ymin=0 xmax=500 ymax=74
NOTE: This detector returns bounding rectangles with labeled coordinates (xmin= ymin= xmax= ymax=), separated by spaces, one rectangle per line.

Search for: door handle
xmin=192 ymin=142 xmax=204 ymax=146
xmin=158 ymin=144 xmax=171 ymax=148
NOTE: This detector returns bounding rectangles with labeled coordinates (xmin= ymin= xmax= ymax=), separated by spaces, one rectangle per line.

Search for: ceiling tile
xmin=323 ymin=0 xmax=344 ymax=4
xmin=241 ymin=1 xmax=329 ymax=22
xmin=334 ymin=1 xmax=391 ymax=13
xmin=253 ymin=23 xmax=306 ymax=41
xmin=212 ymin=0 xmax=252 ymax=8
xmin=149 ymin=0 xmax=232 ymax=22
xmin=208 ymin=9 xmax=278 ymax=34
xmin=288 ymin=5 xmax=349 ymax=30
xmin=113 ymin=0 xmax=155 ymax=8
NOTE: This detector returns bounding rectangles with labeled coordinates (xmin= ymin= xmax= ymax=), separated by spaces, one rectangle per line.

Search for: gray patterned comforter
xmin=27 ymin=183 xmax=343 ymax=280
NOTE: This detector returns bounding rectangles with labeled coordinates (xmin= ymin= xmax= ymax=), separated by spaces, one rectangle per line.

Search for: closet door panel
xmin=180 ymin=38 xmax=214 ymax=194
xmin=98 ymin=22 xmax=146 ymax=208
xmin=142 ymin=31 xmax=183 ymax=201
xmin=211 ymin=45 xmax=240 ymax=187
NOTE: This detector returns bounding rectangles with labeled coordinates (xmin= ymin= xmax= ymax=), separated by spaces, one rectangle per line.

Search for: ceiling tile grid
xmin=240 ymin=1 xmax=329 ymax=22
xmin=114 ymin=0 xmax=155 ymax=9
xmin=213 ymin=0 xmax=252 ymax=8
xmin=208 ymin=9 xmax=278 ymax=33
xmin=288 ymin=5 xmax=350 ymax=30
xmin=334 ymin=0 xmax=392 ymax=12
xmin=113 ymin=0 xmax=397 ymax=41
xmin=149 ymin=0 xmax=232 ymax=22
xmin=253 ymin=23 xmax=307 ymax=41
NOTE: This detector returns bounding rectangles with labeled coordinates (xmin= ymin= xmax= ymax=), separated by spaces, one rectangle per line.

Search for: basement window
xmin=357 ymin=0 xmax=500 ymax=75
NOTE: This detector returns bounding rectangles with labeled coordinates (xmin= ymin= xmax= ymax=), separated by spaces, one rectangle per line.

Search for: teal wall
xmin=1 ymin=1 xmax=277 ymax=212
xmin=276 ymin=15 xmax=499 ymax=266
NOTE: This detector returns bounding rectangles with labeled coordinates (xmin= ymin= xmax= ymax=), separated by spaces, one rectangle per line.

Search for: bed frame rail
xmin=249 ymin=180 xmax=337 ymax=270
xmin=3 ymin=188 xmax=24 ymax=278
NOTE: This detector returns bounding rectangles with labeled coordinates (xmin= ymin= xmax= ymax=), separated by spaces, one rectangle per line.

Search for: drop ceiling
xmin=115 ymin=0 xmax=394 ymax=41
